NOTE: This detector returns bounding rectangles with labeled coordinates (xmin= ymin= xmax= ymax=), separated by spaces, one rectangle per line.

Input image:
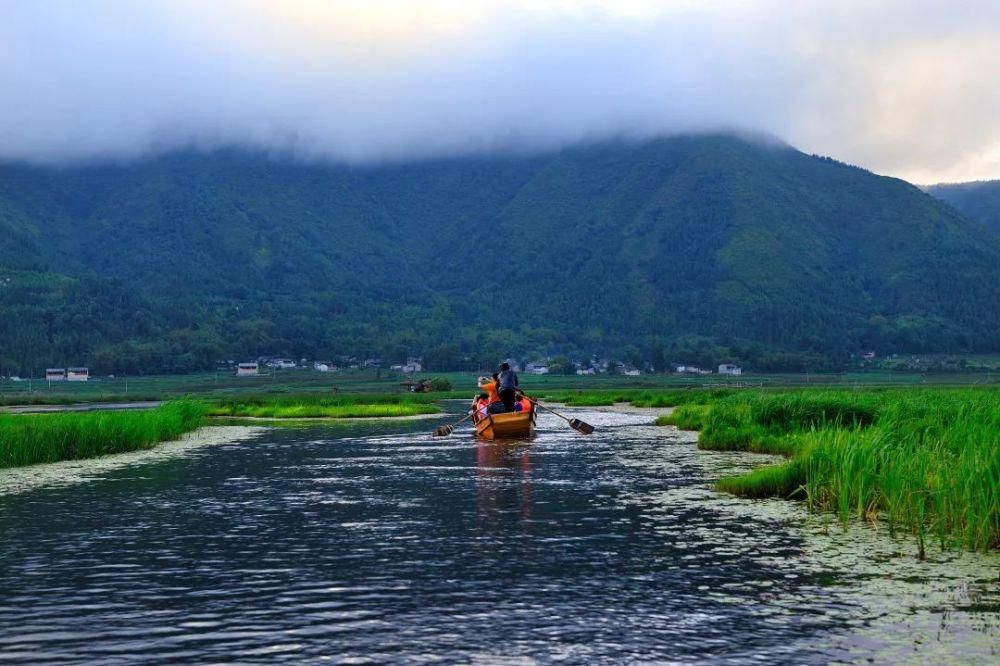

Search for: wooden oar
xmin=519 ymin=392 xmax=595 ymax=434
xmin=432 ymin=412 xmax=474 ymax=437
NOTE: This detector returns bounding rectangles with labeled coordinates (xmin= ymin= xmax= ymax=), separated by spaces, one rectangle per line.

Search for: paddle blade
xmin=569 ymin=418 xmax=595 ymax=435
xmin=433 ymin=424 xmax=454 ymax=437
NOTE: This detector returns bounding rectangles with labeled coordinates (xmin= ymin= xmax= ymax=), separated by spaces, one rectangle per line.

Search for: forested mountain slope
xmin=926 ymin=180 xmax=1000 ymax=234
xmin=2 ymin=134 xmax=999 ymax=374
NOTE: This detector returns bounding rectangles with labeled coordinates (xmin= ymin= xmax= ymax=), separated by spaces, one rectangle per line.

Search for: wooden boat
xmin=474 ymin=408 xmax=535 ymax=440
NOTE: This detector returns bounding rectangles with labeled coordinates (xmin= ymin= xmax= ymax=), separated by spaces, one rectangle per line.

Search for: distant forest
xmin=2 ymin=134 xmax=999 ymax=375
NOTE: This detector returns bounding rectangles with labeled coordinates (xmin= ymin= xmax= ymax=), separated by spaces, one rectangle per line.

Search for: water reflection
xmin=475 ymin=440 xmax=533 ymax=526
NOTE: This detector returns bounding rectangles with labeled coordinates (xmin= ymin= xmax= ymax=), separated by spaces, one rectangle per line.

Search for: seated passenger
xmin=475 ymin=393 xmax=489 ymax=418
xmin=478 ymin=374 xmax=501 ymax=404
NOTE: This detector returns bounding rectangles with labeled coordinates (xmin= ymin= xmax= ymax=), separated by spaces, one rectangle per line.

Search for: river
xmin=0 ymin=407 xmax=997 ymax=663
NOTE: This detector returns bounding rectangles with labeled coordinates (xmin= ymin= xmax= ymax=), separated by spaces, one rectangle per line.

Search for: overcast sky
xmin=2 ymin=0 xmax=998 ymax=183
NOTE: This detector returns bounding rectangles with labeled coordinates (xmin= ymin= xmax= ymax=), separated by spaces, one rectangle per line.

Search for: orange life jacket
xmin=518 ymin=397 xmax=532 ymax=413
xmin=480 ymin=380 xmax=500 ymax=403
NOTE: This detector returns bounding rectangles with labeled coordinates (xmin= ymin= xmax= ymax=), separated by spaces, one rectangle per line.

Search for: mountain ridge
xmin=925 ymin=180 xmax=1000 ymax=234
xmin=2 ymin=134 xmax=999 ymax=374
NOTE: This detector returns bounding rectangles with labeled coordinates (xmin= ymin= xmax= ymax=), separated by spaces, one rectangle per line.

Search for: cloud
xmin=1 ymin=0 xmax=999 ymax=182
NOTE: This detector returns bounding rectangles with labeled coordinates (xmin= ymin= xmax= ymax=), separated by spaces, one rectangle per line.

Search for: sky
xmin=2 ymin=0 xmax=999 ymax=183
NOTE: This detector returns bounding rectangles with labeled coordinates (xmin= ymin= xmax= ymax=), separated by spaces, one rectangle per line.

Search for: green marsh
xmin=658 ymin=389 xmax=1000 ymax=551
xmin=0 ymin=400 xmax=205 ymax=469
xmin=205 ymin=394 xmax=440 ymax=419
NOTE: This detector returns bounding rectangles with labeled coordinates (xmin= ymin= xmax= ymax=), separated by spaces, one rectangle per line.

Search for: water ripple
xmin=0 ymin=409 xmax=996 ymax=663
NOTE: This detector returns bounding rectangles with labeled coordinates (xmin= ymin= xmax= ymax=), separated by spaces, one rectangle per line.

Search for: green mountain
xmin=2 ymin=134 xmax=1000 ymax=375
xmin=926 ymin=180 xmax=1000 ymax=233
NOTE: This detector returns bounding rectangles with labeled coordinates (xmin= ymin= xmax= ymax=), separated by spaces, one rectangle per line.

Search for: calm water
xmin=0 ymin=407 xmax=997 ymax=664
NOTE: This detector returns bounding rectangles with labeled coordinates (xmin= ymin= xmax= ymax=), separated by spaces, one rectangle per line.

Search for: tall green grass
xmin=205 ymin=393 xmax=440 ymax=419
xmin=655 ymin=404 xmax=710 ymax=430
xmin=699 ymin=389 xmax=1000 ymax=551
xmin=0 ymin=400 xmax=205 ymax=469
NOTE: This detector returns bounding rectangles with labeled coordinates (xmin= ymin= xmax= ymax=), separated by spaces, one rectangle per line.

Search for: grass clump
xmin=206 ymin=393 xmax=440 ymax=419
xmin=0 ymin=400 xmax=205 ymax=469
xmin=716 ymin=458 xmax=808 ymax=499
xmin=655 ymin=404 xmax=710 ymax=430
xmin=699 ymin=389 xmax=1000 ymax=551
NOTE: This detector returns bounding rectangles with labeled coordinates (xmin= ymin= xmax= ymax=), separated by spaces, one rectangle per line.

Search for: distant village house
xmin=67 ymin=367 xmax=89 ymax=382
xmin=718 ymin=363 xmax=742 ymax=376
xmin=237 ymin=362 xmax=259 ymax=376
xmin=46 ymin=368 xmax=66 ymax=381
xmin=391 ymin=357 xmax=423 ymax=374
xmin=675 ymin=365 xmax=710 ymax=375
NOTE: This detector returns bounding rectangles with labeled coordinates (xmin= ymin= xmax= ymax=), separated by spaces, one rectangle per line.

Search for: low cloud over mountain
xmin=2 ymin=1 xmax=1000 ymax=182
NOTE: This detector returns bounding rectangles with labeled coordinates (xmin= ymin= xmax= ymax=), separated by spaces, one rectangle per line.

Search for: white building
xmin=676 ymin=365 xmax=710 ymax=375
xmin=718 ymin=363 xmax=742 ymax=376
xmin=67 ymin=367 xmax=89 ymax=382
xmin=623 ymin=368 xmax=641 ymax=376
xmin=237 ymin=362 xmax=259 ymax=376
xmin=46 ymin=368 xmax=66 ymax=381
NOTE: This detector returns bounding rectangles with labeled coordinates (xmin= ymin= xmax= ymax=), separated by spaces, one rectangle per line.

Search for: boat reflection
xmin=475 ymin=440 xmax=533 ymax=526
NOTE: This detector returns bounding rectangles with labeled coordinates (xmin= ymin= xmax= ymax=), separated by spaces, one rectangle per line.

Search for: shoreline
xmin=0 ymin=425 xmax=265 ymax=495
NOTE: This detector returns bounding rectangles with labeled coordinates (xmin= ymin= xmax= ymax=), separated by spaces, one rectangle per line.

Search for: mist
xmin=2 ymin=0 xmax=999 ymax=182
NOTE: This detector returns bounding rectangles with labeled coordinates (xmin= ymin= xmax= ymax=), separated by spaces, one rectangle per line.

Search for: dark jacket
xmin=498 ymin=369 xmax=519 ymax=392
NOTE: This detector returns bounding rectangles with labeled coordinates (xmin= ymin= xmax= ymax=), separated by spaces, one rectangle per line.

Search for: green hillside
xmin=926 ymin=180 xmax=1000 ymax=233
xmin=2 ymin=134 xmax=999 ymax=375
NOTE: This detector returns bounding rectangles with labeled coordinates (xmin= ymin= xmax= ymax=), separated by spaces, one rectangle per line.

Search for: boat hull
xmin=474 ymin=410 xmax=535 ymax=440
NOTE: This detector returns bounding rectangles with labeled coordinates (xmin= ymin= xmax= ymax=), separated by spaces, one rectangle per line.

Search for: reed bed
xmin=0 ymin=400 xmax=205 ymax=469
xmin=698 ymin=389 xmax=1000 ymax=551
xmin=206 ymin=394 xmax=440 ymax=419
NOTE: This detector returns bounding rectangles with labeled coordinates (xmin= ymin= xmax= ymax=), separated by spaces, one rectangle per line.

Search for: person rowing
xmin=496 ymin=362 xmax=519 ymax=412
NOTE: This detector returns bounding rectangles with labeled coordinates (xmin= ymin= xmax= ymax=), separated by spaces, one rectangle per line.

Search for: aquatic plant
xmin=697 ymin=389 xmax=1000 ymax=551
xmin=0 ymin=400 xmax=205 ymax=469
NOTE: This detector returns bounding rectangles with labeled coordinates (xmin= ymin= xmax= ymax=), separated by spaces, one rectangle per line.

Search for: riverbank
xmin=4 ymin=368 xmax=998 ymax=408
xmin=0 ymin=425 xmax=264 ymax=495
xmin=0 ymin=395 xmax=443 ymax=470
xmin=656 ymin=388 xmax=1000 ymax=552
xmin=0 ymin=400 xmax=205 ymax=469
